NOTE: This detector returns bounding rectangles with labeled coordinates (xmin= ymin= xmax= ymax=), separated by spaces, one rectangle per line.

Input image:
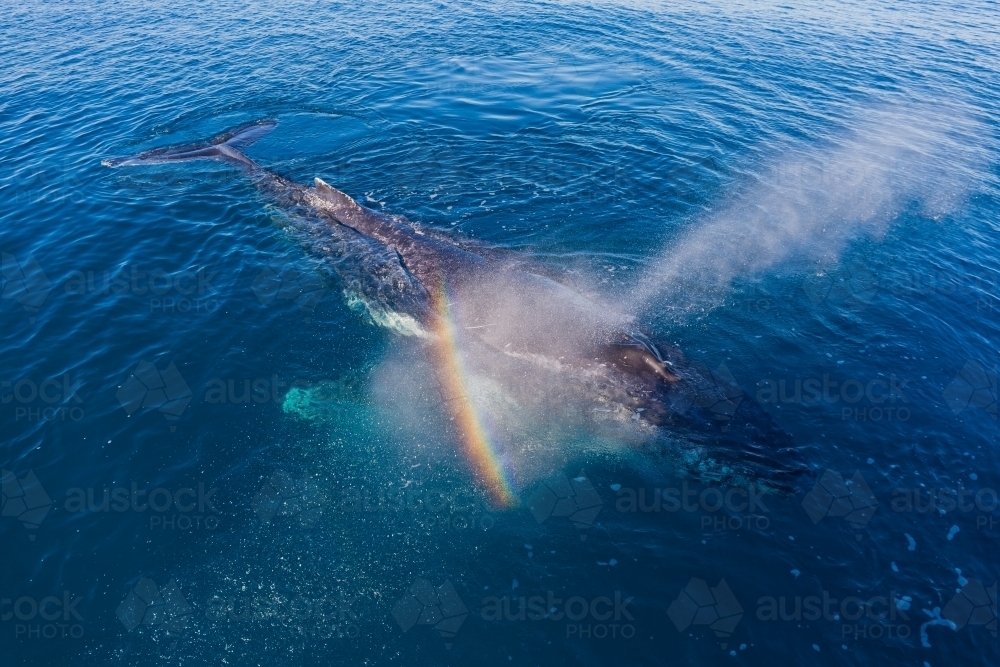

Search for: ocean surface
xmin=1 ymin=1 xmax=998 ymax=665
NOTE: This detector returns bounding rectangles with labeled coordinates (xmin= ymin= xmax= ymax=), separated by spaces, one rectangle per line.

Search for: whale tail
xmin=102 ymin=120 xmax=277 ymax=168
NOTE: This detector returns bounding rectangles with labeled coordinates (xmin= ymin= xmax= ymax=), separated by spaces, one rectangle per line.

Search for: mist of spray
xmin=628 ymin=102 xmax=989 ymax=315
xmin=368 ymin=100 xmax=990 ymax=499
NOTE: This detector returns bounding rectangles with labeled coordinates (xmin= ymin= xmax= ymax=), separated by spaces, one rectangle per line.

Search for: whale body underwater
xmin=105 ymin=120 xmax=808 ymax=502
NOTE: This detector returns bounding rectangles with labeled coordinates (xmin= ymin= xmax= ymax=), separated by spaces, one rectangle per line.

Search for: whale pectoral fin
xmin=601 ymin=344 xmax=680 ymax=384
xmin=646 ymin=356 xmax=680 ymax=383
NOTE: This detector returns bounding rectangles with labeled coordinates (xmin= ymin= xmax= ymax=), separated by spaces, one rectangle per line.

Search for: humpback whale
xmin=105 ymin=120 xmax=807 ymax=502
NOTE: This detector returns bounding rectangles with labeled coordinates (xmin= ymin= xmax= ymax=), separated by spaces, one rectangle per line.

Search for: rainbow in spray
xmin=429 ymin=282 xmax=516 ymax=507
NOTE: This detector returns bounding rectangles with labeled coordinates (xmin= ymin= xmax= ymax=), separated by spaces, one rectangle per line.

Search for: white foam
xmin=345 ymin=293 xmax=429 ymax=338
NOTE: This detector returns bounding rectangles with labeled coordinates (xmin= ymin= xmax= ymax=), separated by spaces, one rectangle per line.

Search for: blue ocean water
xmin=1 ymin=0 xmax=998 ymax=665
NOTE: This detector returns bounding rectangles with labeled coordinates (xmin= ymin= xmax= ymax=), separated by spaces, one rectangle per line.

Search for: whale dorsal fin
xmin=313 ymin=177 xmax=404 ymax=242
xmin=314 ymin=177 xmax=365 ymax=213
xmin=313 ymin=177 xmax=338 ymax=196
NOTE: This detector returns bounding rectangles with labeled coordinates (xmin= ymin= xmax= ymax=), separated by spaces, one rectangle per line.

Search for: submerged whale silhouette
xmin=105 ymin=120 xmax=808 ymax=495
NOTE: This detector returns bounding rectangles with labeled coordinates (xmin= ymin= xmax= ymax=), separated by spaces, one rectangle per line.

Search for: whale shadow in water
xmin=105 ymin=120 xmax=812 ymax=501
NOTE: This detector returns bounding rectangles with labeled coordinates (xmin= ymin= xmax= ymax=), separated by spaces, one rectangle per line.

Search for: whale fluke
xmin=102 ymin=120 xmax=276 ymax=168
xmin=213 ymin=120 xmax=278 ymax=148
